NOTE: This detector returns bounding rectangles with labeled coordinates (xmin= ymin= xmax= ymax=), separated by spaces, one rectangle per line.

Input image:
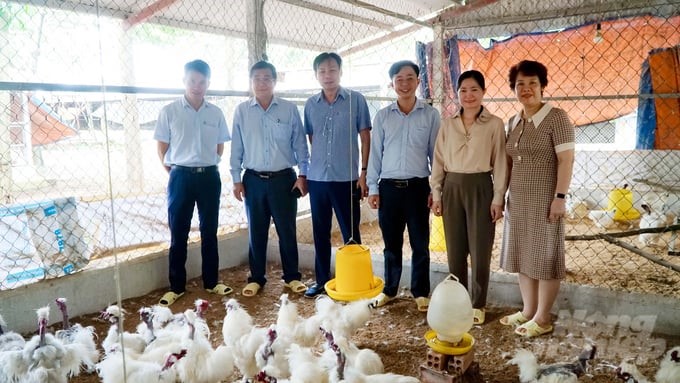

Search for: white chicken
xmin=339 ymin=369 xmax=421 ymax=383
xmin=615 ymin=360 xmax=651 ymax=383
xmin=100 ymin=305 xmax=148 ymax=355
xmin=221 ymin=298 xmax=267 ymax=380
xmin=0 ymin=313 xmax=29 ymax=382
xmin=639 ymin=204 xmax=666 ymax=247
xmin=254 ymin=370 xmax=286 ymax=382
xmin=254 ymin=325 xmax=291 ymax=378
xmin=588 ymin=209 xmax=617 ymax=229
xmin=54 ymin=298 xmax=99 ymax=372
xmin=133 ymin=307 xmax=185 ymax=365
xmin=509 ymin=345 xmax=596 ymax=383
xmin=0 ymin=313 xmax=25 ymax=352
xmin=334 ymin=335 xmax=384 ymax=375
xmin=275 ymin=294 xmax=298 ymax=335
xmin=327 ymin=344 xmax=418 ymax=383
xmin=222 ymin=298 xmax=255 ymax=347
xmin=319 ymin=328 xmax=384 ymax=376
xmin=273 ymin=293 xmax=326 ymax=349
xmin=566 ymin=195 xmax=591 ymax=220
xmin=21 ymin=306 xmax=94 ymax=382
xmin=135 ymin=306 xmax=158 ymax=343
xmin=176 ymin=309 xmax=234 ymax=383
xmin=193 ymin=299 xmax=211 ymax=339
xmin=662 ymin=192 xmax=680 ymax=218
xmin=316 ymin=296 xmax=374 ymax=339
xmin=287 ymin=343 xmax=329 ymax=383
xmin=96 ymin=346 xmax=185 ymax=383
xmin=149 ymin=304 xmax=184 ymax=330
xmin=655 ymin=346 xmax=680 ymax=383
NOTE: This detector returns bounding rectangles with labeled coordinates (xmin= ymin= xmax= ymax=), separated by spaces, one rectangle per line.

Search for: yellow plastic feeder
xmin=325 ymin=244 xmax=384 ymax=302
xmin=607 ymin=185 xmax=640 ymax=221
xmin=429 ymin=215 xmax=447 ymax=252
xmin=424 ymin=330 xmax=475 ymax=355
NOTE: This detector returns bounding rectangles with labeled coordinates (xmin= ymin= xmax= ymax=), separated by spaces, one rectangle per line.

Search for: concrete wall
xmin=0 ymin=231 xmax=249 ymax=334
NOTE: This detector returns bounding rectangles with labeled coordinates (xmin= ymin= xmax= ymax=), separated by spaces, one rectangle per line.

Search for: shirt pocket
xmin=201 ymin=119 xmax=220 ymax=143
xmin=408 ymin=125 xmax=430 ymax=149
xmin=272 ymin=119 xmax=293 ymax=141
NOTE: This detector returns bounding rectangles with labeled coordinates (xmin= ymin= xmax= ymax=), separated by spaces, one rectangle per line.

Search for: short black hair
xmin=388 ymin=60 xmax=419 ymax=79
xmin=184 ymin=59 xmax=211 ymax=79
xmin=509 ymin=60 xmax=548 ymax=90
xmin=457 ymin=70 xmax=486 ymax=91
xmin=313 ymin=52 xmax=342 ymax=71
xmin=250 ymin=60 xmax=277 ymax=80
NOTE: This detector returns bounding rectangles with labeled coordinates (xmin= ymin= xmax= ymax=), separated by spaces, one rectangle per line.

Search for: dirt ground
xmin=61 ymin=263 xmax=678 ymax=383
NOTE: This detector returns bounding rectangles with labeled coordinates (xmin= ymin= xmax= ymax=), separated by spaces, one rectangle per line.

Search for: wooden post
xmin=0 ymin=91 xmax=12 ymax=203
xmin=247 ymin=0 xmax=268 ymax=68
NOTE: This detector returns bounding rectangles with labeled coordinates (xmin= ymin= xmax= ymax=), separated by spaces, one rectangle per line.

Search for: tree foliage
xmin=0 ymin=2 xmax=37 ymax=31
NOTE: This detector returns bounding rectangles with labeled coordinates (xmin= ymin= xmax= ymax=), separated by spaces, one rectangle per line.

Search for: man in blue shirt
xmin=230 ymin=61 xmax=309 ymax=297
xmin=367 ymin=60 xmax=441 ymax=312
xmin=303 ymin=52 xmax=372 ymax=298
xmin=154 ymin=59 xmax=232 ymax=306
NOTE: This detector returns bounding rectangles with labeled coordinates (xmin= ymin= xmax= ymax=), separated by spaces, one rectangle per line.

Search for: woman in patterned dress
xmin=499 ymin=60 xmax=575 ymax=337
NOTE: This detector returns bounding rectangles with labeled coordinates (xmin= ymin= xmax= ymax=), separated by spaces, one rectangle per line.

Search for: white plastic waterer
xmin=424 ymin=274 xmax=475 ymax=355
xmin=428 ymin=274 xmax=473 ymax=343
xmin=420 ymin=274 xmax=480 ymax=382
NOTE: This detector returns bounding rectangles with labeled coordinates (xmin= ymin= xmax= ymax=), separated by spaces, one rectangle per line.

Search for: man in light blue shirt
xmin=230 ymin=60 xmax=309 ymax=297
xmin=367 ymin=60 xmax=441 ymax=312
xmin=303 ymin=52 xmax=372 ymax=298
xmin=154 ymin=59 xmax=232 ymax=306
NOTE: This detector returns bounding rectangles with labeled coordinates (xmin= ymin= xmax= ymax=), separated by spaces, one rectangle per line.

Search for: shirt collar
xmin=530 ymin=102 xmax=553 ymax=127
xmin=510 ymin=102 xmax=553 ymax=130
xmin=390 ymin=98 xmax=426 ymax=113
xmin=181 ymin=95 xmax=207 ymax=110
xmin=249 ymin=95 xmax=280 ymax=108
xmin=314 ymin=87 xmax=348 ymax=103
xmin=453 ymin=105 xmax=492 ymax=123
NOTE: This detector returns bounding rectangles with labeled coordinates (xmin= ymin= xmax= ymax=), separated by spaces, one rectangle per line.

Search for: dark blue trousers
xmin=167 ymin=166 xmax=221 ymax=294
xmin=308 ymin=180 xmax=362 ymax=286
xmin=378 ymin=177 xmax=431 ymax=298
xmin=243 ymin=169 xmax=301 ymax=286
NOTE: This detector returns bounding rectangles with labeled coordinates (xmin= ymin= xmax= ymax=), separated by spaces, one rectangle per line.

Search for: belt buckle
xmin=260 ymin=172 xmax=270 ymax=179
xmin=195 ymin=167 xmax=205 ymax=173
xmin=395 ymin=180 xmax=408 ymax=188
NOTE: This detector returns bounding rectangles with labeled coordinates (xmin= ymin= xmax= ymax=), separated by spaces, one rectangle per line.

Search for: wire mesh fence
xmin=0 ymin=0 xmax=678 ymax=297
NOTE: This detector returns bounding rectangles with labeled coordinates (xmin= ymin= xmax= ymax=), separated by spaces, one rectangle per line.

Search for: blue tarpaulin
xmin=636 ymin=58 xmax=656 ymax=149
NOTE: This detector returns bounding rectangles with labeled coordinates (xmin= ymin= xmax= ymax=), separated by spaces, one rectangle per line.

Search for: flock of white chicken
xmin=0 ymin=295 xmax=422 ymax=383
xmin=0 ymin=295 xmax=677 ymax=383
xmin=507 ymin=344 xmax=680 ymax=383
xmin=0 ymin=298 xmax=99 ymax=383
xmin=613 ymin=347 xmax=680 ymax=383
xmin=578 ymin=197 xmax=672 ymax=247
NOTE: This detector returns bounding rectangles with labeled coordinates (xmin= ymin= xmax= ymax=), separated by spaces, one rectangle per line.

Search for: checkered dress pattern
xmin=500 ymin=107 xmax=574 ymax=280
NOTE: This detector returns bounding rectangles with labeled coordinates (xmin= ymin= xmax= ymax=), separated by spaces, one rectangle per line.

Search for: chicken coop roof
xmin=12 ymin=0 xmax=458 ymax=51
xmin=9 ymin=0 xmax=679 ymax=51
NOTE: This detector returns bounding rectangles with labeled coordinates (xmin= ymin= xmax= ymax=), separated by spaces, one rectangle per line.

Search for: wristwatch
xmin=554 ymin=193 xmax=567 ymax=199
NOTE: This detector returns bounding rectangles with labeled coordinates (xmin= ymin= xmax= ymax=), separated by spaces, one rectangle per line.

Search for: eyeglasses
xmin=252 ymin=77 xmax=274 ymax=84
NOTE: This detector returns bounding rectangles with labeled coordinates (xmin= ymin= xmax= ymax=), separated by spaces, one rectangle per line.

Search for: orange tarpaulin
xmin=437 ymin=16 xmax=680 ymax=125
xmin=9 ymin=94 xmax=76 ymax=146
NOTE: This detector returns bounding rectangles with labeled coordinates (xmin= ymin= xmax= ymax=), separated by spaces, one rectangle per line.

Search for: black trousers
xmin=167 ymin=166 xmax=221 ymax=294
xmin=378 ymin=177 xmax=431 ymax=298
